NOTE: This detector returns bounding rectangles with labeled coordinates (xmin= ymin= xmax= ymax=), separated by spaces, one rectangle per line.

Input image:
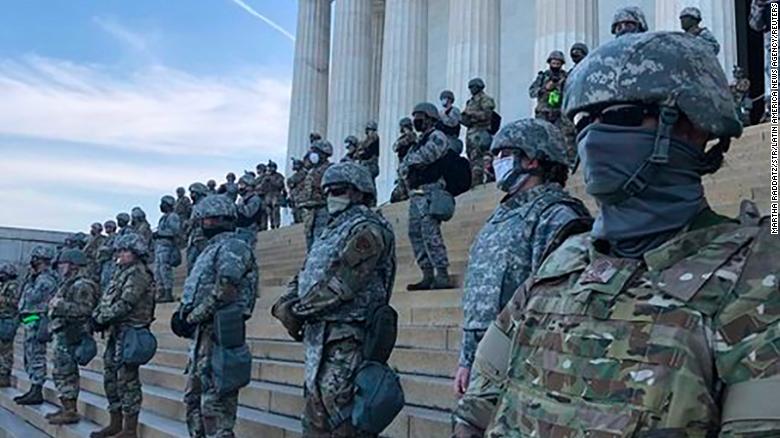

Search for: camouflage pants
xmin=292 ymin=206 xmax=304 ymax=224
xmin=266 ymin=202 xmax=281 ymax=229
xmin=103 ymin=329 xmax=142 ymax=415
xmin=185 ymin=328 xmax=239 ymax=438
xmin=154 ymin=241 xmax=180 ymax=295
xmin=100 ymin=261 xmax=116 ymax=294
xmin=408 ymin=193 xmax=449 ymax=271
xmin=466 ymin=129 xmax=492 ymax=187
xmin=52 ymin=331 xmax=79 ymax=400
xmin=23 ymin=321 xmax=47 ymax=385
xmin=0 ymin=339 xmax=12 ymax=379
xmin=258 ymin=206 xmax=269 ymax=232
xmin=304 ymin=207 xmax=329 ymax=251
xmin=303 ymin=337 xmax=375 ymax=437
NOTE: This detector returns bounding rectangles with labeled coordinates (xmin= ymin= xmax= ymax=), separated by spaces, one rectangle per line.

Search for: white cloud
xmin=0 ymin=55 xmax=291 ymax=157
xmin=0 ymin=188 xmax=108 ymax=232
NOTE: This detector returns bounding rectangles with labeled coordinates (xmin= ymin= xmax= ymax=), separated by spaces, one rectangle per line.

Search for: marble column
xmin=376 ymin=0 xmax=428 ymax=202
xmin=445 ymin=0 xmax=501 ymax=113
xmin=654 ymin=0 xmax=737 ymax=79
xmin=369 ymin=0 xmax=386 ymax=122
xmin=533 ymin=0 xmax=599 ymax=71
xmin=328 ymin=0 xmax=373 ymax=159
xmin=285 ymin=0 xmax=331 ymax=177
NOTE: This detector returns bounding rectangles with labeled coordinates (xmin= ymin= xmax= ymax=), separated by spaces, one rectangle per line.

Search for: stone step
xmin=0 ymin=387 xmax=101 ymax=438
xmin=0 ymin=403 xmax=50 ymax=438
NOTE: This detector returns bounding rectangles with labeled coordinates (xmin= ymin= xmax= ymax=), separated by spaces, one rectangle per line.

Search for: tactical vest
xmin=100 ymin=262 xmax=154 ymax=327
xmin=299 ymin=162 xmax=332 ymax=208
xmin=485 ymin=207 xmax=776 ymax=437
xmin=463 ymin=184 xmax=590 ymax=331
xmin=18 ymin=268 xmax=57 ymax=315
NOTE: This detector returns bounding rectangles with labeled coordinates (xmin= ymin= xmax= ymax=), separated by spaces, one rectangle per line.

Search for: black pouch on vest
xmin=63 ymin=322 xmax=86 ymax=346
xmin=363 ymin=305 xmax=398 ymax=364
xmin=211 ymin=344 xmax=251 ymax=396
xmin=122 ymin=326 xmax=158 ymax=366
xmin=212 ymin=303 xmax=246 ymax=349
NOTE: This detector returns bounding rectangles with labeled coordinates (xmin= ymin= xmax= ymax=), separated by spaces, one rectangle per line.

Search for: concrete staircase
xmin=0 ymin=124 xmax=770 ymax=437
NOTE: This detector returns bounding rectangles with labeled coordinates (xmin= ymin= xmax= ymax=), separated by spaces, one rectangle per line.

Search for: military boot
xmin=0 ymin=375 xmax=11 ymax=388
xmin=432 ymin=268 xmax=453 ymax=290
xmin=16 ymin=384 xmax=43 ymax=405
xmin=114 ymin=412 xmax=138 ymax=438
xmin=48 ymin=398 xmax=80 ymax=425
xmin=406 ymin=269 xmax=434 ymax=291
xmin=44 ymin=405 xmax=63 ymax=420
xmin=89 ymin=410 xmax=122 ymax=438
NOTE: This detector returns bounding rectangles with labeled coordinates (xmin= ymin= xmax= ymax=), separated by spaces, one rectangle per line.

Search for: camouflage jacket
xmin=393 ymin=130 xmax=418 ymax=161
xmin=0 ymin=278 xmax=20 ymax=319
xmin=399 ymin=128 xmax=449 ymax=191
xmin=468 ymin=203 xmax=780 ymax=436
xmin=181 ymin=231 xmax=257 ymax=323
xmin=283 ymin=204 xmax=396 ymax=390
xmin=529 ymin=68 xmax=568 ymax=113
xmin=18 ymin=268 xmax=58 ymax=315
xmin=357 ymin=132 xmax=380 ymax=160
xmin=298 ymin=162 xmax=332 ymax=208
xmin=459 ymin=183 xmax=591 ymax=367
xmin=48 ymin=271 xmax=99 ymax=331
xmin=174 ymin=196 xmax=193 ymax=221
xmin=83 ymin=234 xmax=106 ymax=264
xmin=187 ymin=202 xmax=208 ymax=251
xmin=287 ymin=168 xmax=307 ymax=203
xmin=97 ymin=234 xmax=117 ymax=264
xmin=132 ymin=220 xmax=153 ymax=247
xmin=236 ymin=193 xmax=263 ymax=231
xmin=689 ymin=26 xmax=720 ymax=55
xmin=93 ymin=260 xmax=155 ymax=327
xmin=156 ymin=212 xmax=181 ymax=241
xmin=260 ymin=172 xmax=286 ymax=202
xmin=461 ymin=91 xmax=496 ymax=130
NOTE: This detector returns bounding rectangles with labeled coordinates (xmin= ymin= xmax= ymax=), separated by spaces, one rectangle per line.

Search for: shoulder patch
xmin=342 ymin=222 xmax=384 ymax=267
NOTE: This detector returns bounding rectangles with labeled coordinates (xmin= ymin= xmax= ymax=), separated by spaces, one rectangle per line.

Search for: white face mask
xmin=493 ymin=155 xmax=531 ymax=193
xmin=309 ymin=151 xmax=320 ymax=165
xmin=493 ymin=156 xmax=515 ymax=184
xmin=326 ymin=195 xmax=351 ymax=215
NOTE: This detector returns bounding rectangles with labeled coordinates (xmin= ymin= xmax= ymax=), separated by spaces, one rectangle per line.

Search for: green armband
xmin=547 ymin=89 xmax=562 ymax=107
xmin=22 ymin=314 xmax=41 ymax=325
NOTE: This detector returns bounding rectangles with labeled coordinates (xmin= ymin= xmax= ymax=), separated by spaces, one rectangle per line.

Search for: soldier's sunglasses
xmin=325 ymin=186 xmax=350 ymax=197
xmin=574 ymin=103 xmax=659 ymax=134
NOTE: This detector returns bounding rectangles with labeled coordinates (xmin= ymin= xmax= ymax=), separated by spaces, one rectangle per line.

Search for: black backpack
xmin=440 ymin=150 xmax=472 ymax=197
xmin=489 ymin=111 xmax=502 ymax=135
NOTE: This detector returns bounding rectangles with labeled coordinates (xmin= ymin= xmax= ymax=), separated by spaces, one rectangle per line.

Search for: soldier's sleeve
xmin=51 ymin=280 xmax=98 ymax=318
xmin=187 ymin=241 xmax=251 ymax=324
xmin=401 ymin=132 xmax=449 ymax=169
xmin=459 ymin=328 xmax=487 ymax=368
xmin=701 ymin=29 xmax=721 ymax=55
xmin=529 ymin=71 xmax=545 ymax=98
xmin=237 ymin=196 xmax=261 ymax=220
xmin=101 ymin=266 xmax=147 ymax=323
xmin=292 ymin=221 xmax=387 ymax=318
xmin=168 ymin=213 xmax=181 ymax=237
xmin=715 ymin=224 xmax=780 ymax=436
xmin=749 ymin=0 xmax=769 ymax=32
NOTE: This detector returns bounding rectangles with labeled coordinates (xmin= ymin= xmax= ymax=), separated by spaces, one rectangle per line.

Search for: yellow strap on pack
xmin=722 ymin=378 xmax=780 ymax=424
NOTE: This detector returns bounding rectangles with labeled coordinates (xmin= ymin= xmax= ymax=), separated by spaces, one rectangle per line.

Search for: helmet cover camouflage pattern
xmin=116 ymin=212 xmax=130 ymax=223
xmin=160 ymin=195 xmax=175 ymax=208
xmin=189 ymin=182 xmax=209 ymax=196
xmin=131 ymin=207 xmax=146 ymax=220
xmin=267 ymin=160 xmax=277 ymax=169
xmin=490 ymin=118 xmax=570 ymax=168
xmin=547 ymin=50 xmax=566 ymax=63
xmin=468 ymin=78 xmax=486 ymax=90
xmin=399 ymin=117 xmax=413 ymax=128
xmin=73 ymin=232 xmax=88 ymax=246
xmin=412 ymin=102 xmax=441 ymax=120
xmin=440 ymin=90 xmax=455 ymax=101
xmin=91 ymin=222 xmax=103 ymax=232
xmin=57 ymin=248 xmax=88 ymax=266
xmin=570 ymin=42 xmax=589 ymax=55
xmin=114 ymin=233 xmax=149 ymax=257
xmin=611 ymin=6 xmax=649 ymax=34
xmin=321 ymin=162 xmax=377 ymax=199
xmin=311 ymin=139 xmax=334 ymax=157
xmin=176 ymin=186 xmax=186 ymax=196
xmin=0 ymin=262 xmax=17 ymax=278
xmin=192 ymin=194 xmax=237 ymax=220
xmin=563 ymin=31 xmax=742 ymax=138
xmin=679 ymin=6 xmax=702 ymax=21
xmin=238 ymin=172 xmax=255 ymax=186
xmin=30 ymin=245 xmax=55 ymax=261
xmin=345 ymin=135 xmax=359 ymax=146
xmin=365 ymin=121 xmax=378 ymax=131
xmin=104 ymin=220 xmax=117 ymax=230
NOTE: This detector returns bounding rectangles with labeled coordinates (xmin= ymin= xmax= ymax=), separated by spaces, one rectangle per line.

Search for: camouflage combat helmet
xmin=131 ymin=207 xmax=146 ymax=220
xmin=176 ymin=186 xmax=186 ymax=196
xmin=399 ymin=117 xmax=413 ymax=128
xmin=104 ymin=220 xmax=117 ymax=231
xmin=90 ymin=222 xmax=103 ymax=233
xmin=116 ymin=212 xmax=130 ymax=224
xmin=365 ymin=121 xmax=378 ymax=131
xmin=57 ymin=248 xmax=88 ymax=267
xmin=321 ymin=162 xmax=377 ymax=200
xmin=189 ymin=182 xmax=209 ymax=197
xmin=468 ymin=77 xmax=486 ymax=90
xmin=570 ymin=42 xmax=589 ymax=56
xmin=191 ymin=194 xmax=238 ymax=221
xmin=564 ymin=32 xmax=742 ymax=139
xmin=73 ymin=232 xmax=88 ymax=247
xmin=440 ymin=90 xmax=455 ymax=101
xmin=114 ymin=233 xmax=148 ymax=257
xmin=238 ymin=172 xmax=255 ymax=186
xmin=611 ymin=6 xmax=648 ymax=35
xmin=0 ymin=262 xmax=17 ymax=278
xmin=267 ymin=160 xmax=277 ymax=170
xmin=30 ymin=245 xmax=55 ymax=261
xmin=412 ymin=102 xmax=441 ymax=121
xmin=547 ymin=50 xmax=566 ymax=63
xmin=226 ymin=172 xmax=236 ymax=181
xmin=311 ymin=139 xmax=334 ymax=157
xmin=345 ymin=135 xmax=359 ymax=146
xmin=679 ymin=6 xmax=702 ymax=21
xmin=309 ymin=132 xmax=322 ymax=142
xmin=490 ymin=118 xmax=570 ymax=168
xmin=160 ymin=195 xmax=176 ymax=208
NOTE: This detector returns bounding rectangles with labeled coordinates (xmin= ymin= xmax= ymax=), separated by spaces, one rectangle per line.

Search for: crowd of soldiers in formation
xmin=0 ymin=3 xmax=778 ymax=438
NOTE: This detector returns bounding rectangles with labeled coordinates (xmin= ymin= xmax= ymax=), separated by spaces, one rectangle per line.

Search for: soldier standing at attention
xmin=611 ymin=6 xmax=648 ymax=37
xmin=272 ymin=162 xmax=396 ymax=437
xmin=342 ymin=135 xmax=359 ymax=163
xmin=0 ymin=263 xmax=20 ymax=388
xmin=130 ymin=207 xmax=153 ymax=250
xmin=14 ymin=245 xmax=58 ymax=405
xmin=98 ymin=220 xmax=118 ymax=293
xmin=154 ymin=195 xmax=182 ymax=303
xmin=679 ymin=7 xmax=720 ymax=55
xmin=299 ymin=140 xmax=334 ymax=250
xmin=569 ymin=42 xmax=589 ymax=68
xmin=357 ymin=121 xmax=381 ymax=184
xmin=236 ymin=173 xmax=264 ymax=248
xmin=461 ymin=78 xmax=496 ymax=187
xmin=83 ymin=222 xmax=105 ymax=282
xmin=451 ymin=119 xmax=592 ymax=405
xmin=455 ymin=32 xmax=780 ymax=437
xmin=186 ymin=182 xmax=210 ymax=274
xmin=174 ymin=186 xmax=193 ymax=222
xmin=287 ymin=158 xmax=307 ymax=224
xmin=91 ymin=234 xmax=155 ymax=438
xmin=529 ymin=50 xmax=576 ymax=164
xmin=173 ymin=195 xmax=257 ymax=438
xmin=262 ymin=160 xmax=287 ymax=230
xmin=390 ymin=117 xmax=417 ymax=203
xmin=402 ymin=103 xmax=453 ymax=290
xmin=116 ymin=212 xmax=132 ymax=236
xmin=47 ymin=249 xmax=99 ymax=425
xmin=439 ymin=90 xmax=463 ymax=154
xmin=206 ymin=179 xmax=218 ymax=195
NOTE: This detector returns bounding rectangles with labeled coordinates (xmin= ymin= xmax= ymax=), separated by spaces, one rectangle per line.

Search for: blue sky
xmin=0 ymin=0 xmax=297 ymax=232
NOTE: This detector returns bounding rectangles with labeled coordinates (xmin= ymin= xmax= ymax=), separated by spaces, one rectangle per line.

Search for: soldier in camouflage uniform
xmin=207 ymin=179 xmax=218 ymax=195
xmin=174 ymin=194 xmax=257 ymax=438
xmin=47 ymin=249 xmax=99 ymax=425
xmin=261 ymin=160 xmax=287 ymax=230
xmin=451 ymin=119 xmax=592 ymax=402
xmin=390 ymin=117 xmax=417 ymax=203
xmin=569 ymin=42 xmax=589 ymax=68
xmin=98 ymin=220 xmax=118 ymax=293
xmin=300 ymin=140 xmax=334 ymax=250
xmin=749 ymin=0 xmax=776 ymax=122
xmin=272 ymin=162 xmax=396 ymax=437
xmin=236 ymin=173 xmax=264 ymax=248
xmin=679 ymin=6 xmax=720 ymax=55
xmin=116 ymin=212 xmax=132 ymax=236
xmin=91 ymin=233 xmax=155 ymax=438
xmin=187 ymin=182 xmax=211 ymax=274
xmin=357 ymin=121 xmax=380 ymax=183
xmin=130 ymin=206 xmax=153 ymax=249
xmin=731 ymin=65 xmax=753 ymax=127
xmin=83 ymin=222 xmax=105 ymax=281
xmin=402 ymin=103 xmax=453 ymax=290
xmin=154 ymin=195 xmax=182 ymax=303
xmin=342 ymin=135 xmax=359 ymax=163
xmin=0 ymin=263 xmax=20 ymax=388
xmin=252 ymin=164 xmax=269 ymax=232
xmin=455 ymin=32 xmax=780 ymax=437
xmin=461 ymin=78 xmax=496 ymax=187
xmin=529 ymin=50 xmax=576 ymax=164
xmin=439 ymin=90 xmax=463 ymax=154
xmin=174 ymin=186 xmax=193 ymax=223
xmin=14 ymin=245 xmax=58 ymax=405
xmin=220 ymin=172 xmax=239 ymax=201
xmin=611 ymin=6 xmax=648 ymax=37
xmin=287 ymin=158 xmax=307 ymax=224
